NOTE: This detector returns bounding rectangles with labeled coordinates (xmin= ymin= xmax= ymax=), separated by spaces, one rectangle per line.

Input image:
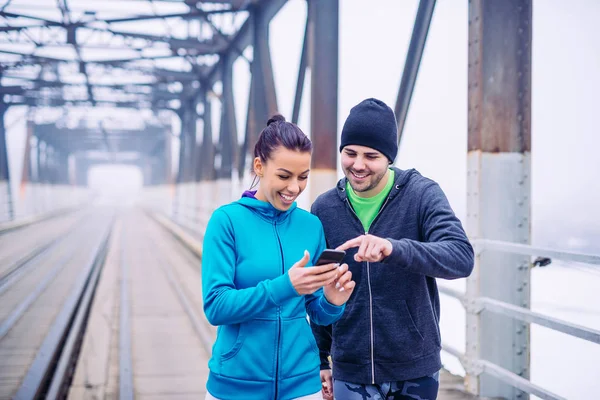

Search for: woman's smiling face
xmin=253 ymin=146 xmax=311 ymax=211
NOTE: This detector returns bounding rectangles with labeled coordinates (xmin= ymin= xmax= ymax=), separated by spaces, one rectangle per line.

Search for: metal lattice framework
xmin=0 ymin=0 xmax=253 ymax=110
xmin=0 ymin=0 xmax=290 ymax=188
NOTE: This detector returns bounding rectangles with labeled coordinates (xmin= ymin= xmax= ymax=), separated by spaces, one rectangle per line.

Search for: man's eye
xmin=366 ymin=155 xmax=379 ymax=160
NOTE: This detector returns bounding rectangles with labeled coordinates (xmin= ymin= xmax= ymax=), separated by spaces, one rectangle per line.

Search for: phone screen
xmin=315 ymin=249 xmax=346 ymax=266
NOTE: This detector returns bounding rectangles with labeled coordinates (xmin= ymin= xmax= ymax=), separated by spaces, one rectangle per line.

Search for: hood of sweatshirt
xmin=237 ymin=190 xmax=297 ymax=223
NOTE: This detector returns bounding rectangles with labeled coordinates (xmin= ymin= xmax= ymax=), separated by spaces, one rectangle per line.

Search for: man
xmin=310 ymin=98 xmax=474 ymax=400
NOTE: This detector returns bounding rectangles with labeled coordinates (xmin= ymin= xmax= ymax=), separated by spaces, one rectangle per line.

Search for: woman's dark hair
xmin=253 ymin=114 xmax=312 ymax=163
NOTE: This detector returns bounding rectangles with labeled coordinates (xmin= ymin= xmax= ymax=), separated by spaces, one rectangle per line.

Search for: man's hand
xmin=320 ymin=369 xmax=333 ymax=400
xmin=323 ymin=263 xmax=355 ymax=306
xmin=337 ymin=234 xmax=393 ymax=262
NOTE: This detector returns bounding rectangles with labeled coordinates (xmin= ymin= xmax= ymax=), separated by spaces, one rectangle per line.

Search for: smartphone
xmin=315 ymin=249 xmax=346 ymax=266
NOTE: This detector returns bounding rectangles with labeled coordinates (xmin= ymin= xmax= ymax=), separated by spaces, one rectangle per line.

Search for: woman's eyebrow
xmin=277 ymin=168 xmax=310 ymax=174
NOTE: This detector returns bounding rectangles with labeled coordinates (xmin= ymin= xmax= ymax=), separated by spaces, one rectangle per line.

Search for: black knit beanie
xmin=339 ymin=98 xmax=398 ymax=163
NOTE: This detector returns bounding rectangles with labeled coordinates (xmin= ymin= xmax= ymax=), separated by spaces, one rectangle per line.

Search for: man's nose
xmin=353 ymin=157 xmax=366 ymax=170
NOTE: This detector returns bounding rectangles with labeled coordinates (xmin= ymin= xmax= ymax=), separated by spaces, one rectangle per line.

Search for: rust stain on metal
xmin=310 ymin=0 xmax=339 ymax=170
xmin=468 ymin=0 xmax=532 ymax=153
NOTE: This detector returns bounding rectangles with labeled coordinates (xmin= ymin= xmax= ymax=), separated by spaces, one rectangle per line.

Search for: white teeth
xmin=352 ymin=171 xmax=367 ymax=178
xmin=280 ymin=193 xmax=294 ymax=201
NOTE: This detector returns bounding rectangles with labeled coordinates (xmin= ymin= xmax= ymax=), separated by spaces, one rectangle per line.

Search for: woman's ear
xmin=253 ymin=157 xmax=264 ymax=177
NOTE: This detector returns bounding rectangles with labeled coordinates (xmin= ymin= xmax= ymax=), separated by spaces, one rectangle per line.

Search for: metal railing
xmin=141 ymin=182 xmax=600 ymax=400
xmin=440 ymin=239 xmax=600 ymax=400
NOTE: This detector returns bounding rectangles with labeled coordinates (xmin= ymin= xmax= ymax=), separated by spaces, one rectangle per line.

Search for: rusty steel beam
xmin=185 ymin=97 xmax=198 ymax=183
xmin=20 ymin=120 xmax=34 ymax=188
xmin=465 ymin=1 xmax=532 ymax=399
xmin=176 ymin=96 xmax=198 ymax=183
xmin=292 ymin=11 xmax=309 ymax=125
xmin=394 ymin=0 xmax=436 ymax=147
xmin=165 ymin=125 xmax=174 ymax=185
xmin=468 ymin=2 xmax=532 ymax=153
xmin=36 ymin=139 xmax=46 ymax=184
xmin=0 ymin=101 xmax=9 ymax=183
xmin=0 ymin=98 xmax=14 ymax=221
xmin=206 ymin=0 xmax=287 ymax=86
xmin=199 ymin=89 xmax=216 ymax=181
xmin=251 ymin=5 xmax=278 ymax=124
xmin=238 ymin=4 xmax=279 ymax=178
xmin=217 ymin=52 xmax=238 ymax=179
xmin=176 ymin=110 xmax=187 ymax=184
xmin=74 ymin=156 xmax=89 ymax=186
xmin=238 ymin=76 xmax=254 ymax=179
xmin=309 ymin=0 xmax=338 ymax=201
xmin=310 ymin=0 xmax=338 ymax=169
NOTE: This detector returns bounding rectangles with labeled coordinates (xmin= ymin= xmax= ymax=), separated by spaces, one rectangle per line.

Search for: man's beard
xmin=347 ymin=169 xmax=386 ymax=193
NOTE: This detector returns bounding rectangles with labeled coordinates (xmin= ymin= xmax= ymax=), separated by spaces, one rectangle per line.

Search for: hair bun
xmin=267 ymin=114 xmax=285 ymax=126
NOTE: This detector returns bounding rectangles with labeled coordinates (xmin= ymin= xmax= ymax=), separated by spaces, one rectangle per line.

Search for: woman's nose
xmin=287 ymin=180 xmax=299 ymax=194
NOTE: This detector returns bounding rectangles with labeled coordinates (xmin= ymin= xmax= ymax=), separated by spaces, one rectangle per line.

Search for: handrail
xmin=440 ymin=240 xmax=599 ymax=399
xmin=473 ymin=238 xmax=600 ymax=265
xmin=438 ymin=287 xmax=600 ymax=344
xmin=441 ymin=343 xmax=567 ymax=400
xmin=478 ymin=296 xmax=600 ymax=344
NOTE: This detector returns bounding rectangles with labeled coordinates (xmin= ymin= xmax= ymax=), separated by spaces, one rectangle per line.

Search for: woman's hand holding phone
xmin=288 ymin=250 xmax=340 ymax=295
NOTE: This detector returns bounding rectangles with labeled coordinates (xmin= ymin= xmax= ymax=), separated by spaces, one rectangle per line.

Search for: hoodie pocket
xmin=280 ymin=318 xmax=320 ymax=379
xmin=373 ymin=300 xmax=425 ymax=363
xmin=220 ymin=319 xmax=276 ymax=381
xmin=217 ymin=324 xmax=244 ymax=360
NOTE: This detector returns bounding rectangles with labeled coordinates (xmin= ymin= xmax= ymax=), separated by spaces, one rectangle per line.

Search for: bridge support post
xmin=0 ymin=100 xmax=13 ymax=222
xmin=309 ymin=0 xmax=339 ymax=203
xmin=466 ymin=1 xmax=532 ymax=399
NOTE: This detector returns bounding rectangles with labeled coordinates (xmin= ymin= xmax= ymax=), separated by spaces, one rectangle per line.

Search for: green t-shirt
xmin=346 ymin=169 xmax=395 ymax=232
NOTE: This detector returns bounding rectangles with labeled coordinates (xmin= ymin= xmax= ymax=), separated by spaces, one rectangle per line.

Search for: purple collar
xmin=242 ymin=190 xmax=257 ymax=199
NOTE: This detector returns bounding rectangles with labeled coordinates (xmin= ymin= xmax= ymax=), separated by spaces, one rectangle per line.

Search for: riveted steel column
xmin=75 ymin=156 xmax=88 ymax=187
xmin=0 ymin=100 xmax=13 ymax=221
xmin=199 ymin=88 xmax=216 ymax=181
xmin=239 ymin=77 xmax=254 ymax=179
xmin=47 ymin=146 xmax=57 ymax=184
xmin=20 ymin=120 xmax=33 ymax=193
xmin=165 ymin=125 xmax=173 ymax=185
xmin=186 ymin=97 xmax=198 ymax=183
xmin=252 ymin=4 xmax=278 ymax=125
xmin=309 ymin=0 xmax=339 ymax=202
xmin=56 ymin=151 xmax=69 ymax=185
xmin=218 ymin=52 xmax=238 ymax=179
xmin=466 ymin=1 xmax=532 ymax=399
xmin=23 ymin=120 xmax=34 ymax=184
xmin=176 ymin=109 xmax=186 ymax=184
xmin=177 ymin=98 xmax=197 ymax=183
xmin=194 ymin=105 xmax=203 ymax=183
xmin=37 ymin=139 xmax=46 ymax=184
xmin=238 ymin=5 xmax=279 ymax=178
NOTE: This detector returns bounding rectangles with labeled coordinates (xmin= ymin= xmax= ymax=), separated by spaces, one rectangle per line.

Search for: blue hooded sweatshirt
xmin=202 ymin=194 xmax=345 ymax=400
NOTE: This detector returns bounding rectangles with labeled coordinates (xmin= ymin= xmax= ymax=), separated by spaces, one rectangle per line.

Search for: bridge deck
xmin=0 ymin=208 xmax=477 ymax=399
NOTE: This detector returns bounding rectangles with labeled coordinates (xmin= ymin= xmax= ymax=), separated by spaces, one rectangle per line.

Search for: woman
xmin=202 ymin=115 xmax=355 ymax=400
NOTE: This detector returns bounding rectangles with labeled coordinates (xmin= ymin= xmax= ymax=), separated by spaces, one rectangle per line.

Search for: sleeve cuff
xmin=320 ymin=295 xmax=345 ymax=317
